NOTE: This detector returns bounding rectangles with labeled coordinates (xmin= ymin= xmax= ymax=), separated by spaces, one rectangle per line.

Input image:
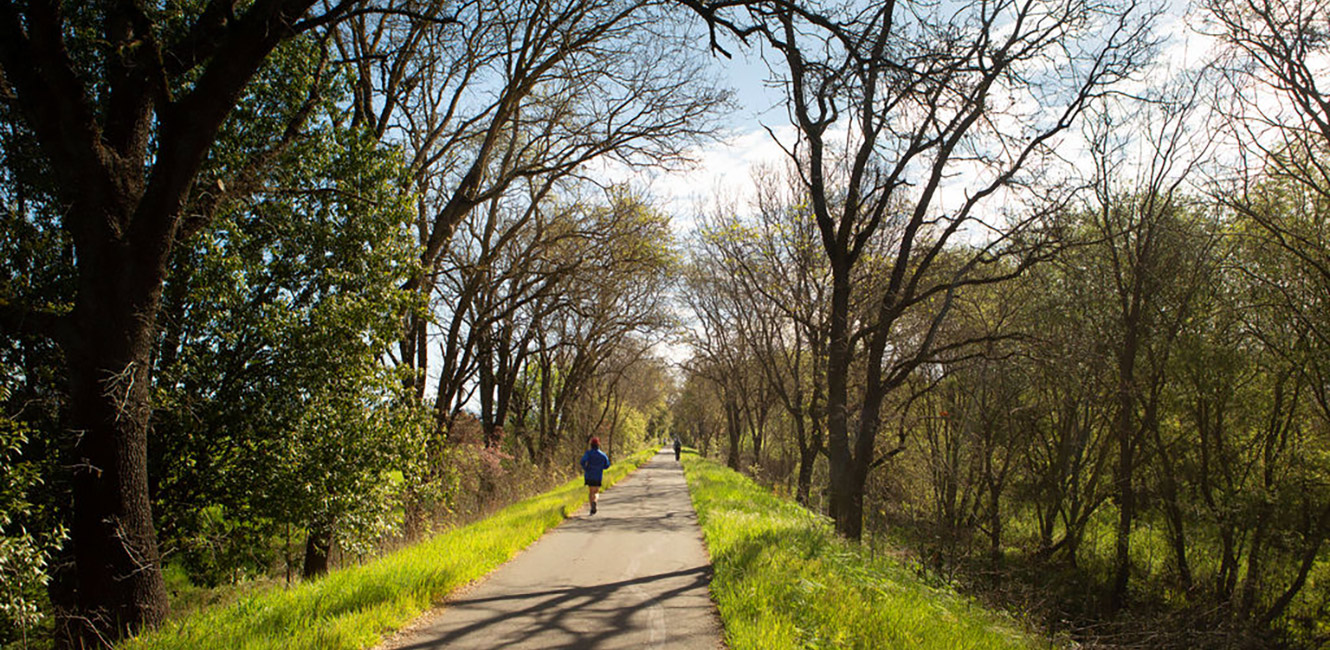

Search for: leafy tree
xmin=152 ymin=114 xmax=422 ymax=581
xmin=670 ymin=370 xmax=723 ymax=459
xmin=0 ymin=378 xmax=66 ymax=647
xmin=0 ymin=71 xmax=69 ymax=648
xmin=526 ymin=193 xmax=678 ymax=458
xmin=0 ymin=1 xmax=362 ymax=641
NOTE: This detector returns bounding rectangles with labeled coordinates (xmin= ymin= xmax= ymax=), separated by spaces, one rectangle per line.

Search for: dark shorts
xmin=585 ymin=479 xmax=602 ymax=487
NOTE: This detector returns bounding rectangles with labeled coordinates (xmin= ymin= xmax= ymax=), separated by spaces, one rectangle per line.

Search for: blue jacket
xmin=580 ymin=448 xmax=611 ymax=483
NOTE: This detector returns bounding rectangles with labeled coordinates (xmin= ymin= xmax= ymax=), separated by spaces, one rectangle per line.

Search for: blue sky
xmin=647 ymin=0 xmax=1220 ymax=232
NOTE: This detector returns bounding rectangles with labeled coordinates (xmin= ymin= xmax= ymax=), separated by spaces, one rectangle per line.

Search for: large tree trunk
xmin=0 ymin=2 xmax=339 ymax=645
xmin=831 ymin=470 xmax=865 ymax=540
xmin=59 ymin=264 xmax=170 ymax=646
xmin=833 ymin=301 xmax=893 ymax=542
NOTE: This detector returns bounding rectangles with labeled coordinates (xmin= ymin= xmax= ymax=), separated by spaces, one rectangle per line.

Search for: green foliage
xmin=149 ymin=35 xmax=424 ymax=585
xmin=0 ymin=382 xmax=65 ymax=646
xmin=682 ymin=453 xmax=1045 ymax=650
xmin=119 ymin=449 xmax=655 ymax=650
xmin=646 ymin=406 xmax=672 ymax=443
xmin=0 ymin=85 xmax=73 ymax=642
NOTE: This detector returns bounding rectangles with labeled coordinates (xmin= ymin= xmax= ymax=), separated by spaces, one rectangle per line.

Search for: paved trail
xmin=382 ymin=448 xmax=725 ymax=650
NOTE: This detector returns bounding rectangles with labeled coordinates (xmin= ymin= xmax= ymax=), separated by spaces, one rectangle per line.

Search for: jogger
xmin=580 ymin=437 xmax=611 ymax=515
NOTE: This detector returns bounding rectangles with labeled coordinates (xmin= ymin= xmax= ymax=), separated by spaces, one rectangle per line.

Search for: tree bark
xmin=60 ymin=255 xmax=170 ymax=645
xmin=824 ymin=260 xmax=856 ymax=536
xmin=832 ymin=470 xmax=865 ymax=539
xmin=1109 ymin=397 xmax=1136 ymax=611
xmin=987 ymin=480 xmax=1004 ymax=562
xmin=794 ymin=417 xmax=820 ymax=506
xmin=1155 ymin=438 xmax=1193 ymax=591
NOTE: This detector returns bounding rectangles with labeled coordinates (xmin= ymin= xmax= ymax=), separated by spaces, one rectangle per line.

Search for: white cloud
xmin=644 ymin=125 xmax=799 ymax=233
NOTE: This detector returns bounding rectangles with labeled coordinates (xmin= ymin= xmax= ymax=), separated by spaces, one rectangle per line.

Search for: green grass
xmin=682 ymin=453 xmax=1050 ymax=650
xmin=121 ymin=448 xmax=656 ymax=650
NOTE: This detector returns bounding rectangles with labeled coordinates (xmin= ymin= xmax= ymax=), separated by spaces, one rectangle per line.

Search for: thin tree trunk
xmin=1110 ymin=437 xmax=1135 ymax=611
xmin=1217 ymin=529 xmax=1238 ymax=601
xmin=1151 ymin=414 xmax=1192 ymax=590
xmin=988 ymin=482 xmax=1003 ymax=561
xmin=825 ymin=261 xmax=854 ymax=535
xmin=725 ymin=400 xmax=742 ymax=470
xmin=794 ymin=418 xmax=819 ymax=506
xmin=1109 ymin=331 xmax=1140 ymax=612
xmin=1261 ymin=521 xmax=1323 ymax=627
xmin=1240 ymin=510 xmax=1268 ymax=618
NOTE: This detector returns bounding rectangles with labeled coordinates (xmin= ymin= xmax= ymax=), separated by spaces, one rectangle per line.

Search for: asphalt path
xmin=380 ymin=447 xmax=725 ymax=650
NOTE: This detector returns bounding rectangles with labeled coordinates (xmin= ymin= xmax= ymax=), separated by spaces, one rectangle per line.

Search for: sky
xmin=641 ymin=46 xmax=790 ymax=224
xmin=643 ymin=0 xmax=1219 ymax=231
xmin=641 ymin=0 xmax=1223 ymax=366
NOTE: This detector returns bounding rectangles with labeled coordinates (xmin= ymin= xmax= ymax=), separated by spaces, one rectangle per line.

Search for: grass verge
xmin=121 ymin=448 xmax=657 ymax=650
xmin=681 ymin=452 xmax=1049 ymax=650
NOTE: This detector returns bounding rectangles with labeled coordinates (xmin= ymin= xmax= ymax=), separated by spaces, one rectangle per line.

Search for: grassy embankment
xmin=682 ymin=452 xmax=1052 ymax=650
xmin=121 ymin=448 xmax=657 ymax=650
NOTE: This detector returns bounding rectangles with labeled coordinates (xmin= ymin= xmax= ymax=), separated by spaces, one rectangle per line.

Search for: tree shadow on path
xmin=396 ymin=566 xmax=714 ymax=650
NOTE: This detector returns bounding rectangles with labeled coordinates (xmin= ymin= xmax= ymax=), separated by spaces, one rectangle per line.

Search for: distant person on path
xmin=673 ymin=438 xmax=682 ymax=461
xmin=580 ymin=437 xmax=611 ymax=515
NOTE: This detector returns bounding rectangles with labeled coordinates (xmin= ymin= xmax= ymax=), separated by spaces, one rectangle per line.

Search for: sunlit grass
xmin=682 ymin=453 xmax=1051 ymax=650
xmin=120 ymin=448 xmax=656 ymax=650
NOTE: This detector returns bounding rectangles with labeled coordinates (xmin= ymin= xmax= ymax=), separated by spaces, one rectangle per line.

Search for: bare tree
xmin=1208 ymin=0 xmax=1330 ymax=424
xmin=1208 ymin=0 xmax=1330 ymax=204
xmin=685 ymin=167 xmax=835 ymax=501
xmin=335 ymin=0 xmax=727 ymax=408
xmin=729 ymin=0 xmax=1156 ymax=539
xmin=1082 ymin=82 xmax=1220 ymax=608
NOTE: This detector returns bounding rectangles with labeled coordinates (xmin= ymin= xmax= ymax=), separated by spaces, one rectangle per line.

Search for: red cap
xmin=589 ymin=437 xmax=600 ymax=447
